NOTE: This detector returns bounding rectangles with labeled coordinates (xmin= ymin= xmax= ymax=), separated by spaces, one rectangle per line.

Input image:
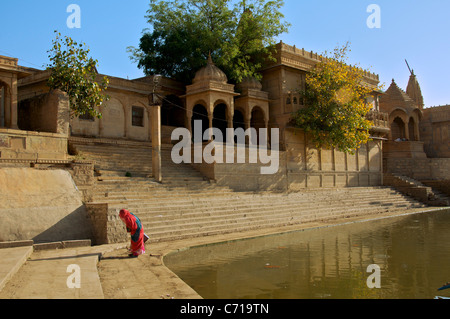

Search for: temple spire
xmin=406 ymin=67 xmax=424 ymax=109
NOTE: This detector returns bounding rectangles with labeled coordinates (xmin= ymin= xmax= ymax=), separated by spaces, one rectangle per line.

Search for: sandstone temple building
xmin=0 ymin=42 xmax=448 ymax=245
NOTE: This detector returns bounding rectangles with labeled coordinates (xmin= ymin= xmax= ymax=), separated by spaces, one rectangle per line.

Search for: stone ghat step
xmin=90 ymin=187 xmax=407 ymax=204
xmin=72 ymin=143 xmax=153 ymax=152
xmin=94 ymin=165 xmax=203 ymax=174
xmin=146 ymin=204 xmax=426 ymax=243
xmin=76 ymin=150 xmax=152 ymax=157
xmin=91 ymin=185 xmax=402 ymax=196
xmin=75 ymin=153 xmax=153 ymax=162
xmin=96 ymin=171 xmax=153 ymax=178
xmin=91 ymin=182 xmax=231 ymax=193
xmin=92 ymin=190 xmax=410 ymax=207
xmin=136 ymin=198 xmax=422 ymax=228
xmin=73 ymin=144 xmax=180 ymax=159
xmin=145 ymin=202 xmax=424 ymax=235
xmin=99 ymin=189 xmax=414 ymax=211
xmin=91 ymin=190 xmax=238 ymax=202
xmin=91 ymin=187 xmax=237 ymax=199
xmin=74 ymin=146 xmax=191 ymax=165
xmin=122 ymin=196 xmax=420 ymax=221
xmin=102 ymin=194 xmax=419 ymax=222
xmin=93 ymin=185 xmax=395 ymax=195
xmin=73 ymin=143 xmax=177 ymax=153
xmin=96 ymin=174 xmax=206 ymax=182
xmin=95 ymin=167 xmax=204 ymax=175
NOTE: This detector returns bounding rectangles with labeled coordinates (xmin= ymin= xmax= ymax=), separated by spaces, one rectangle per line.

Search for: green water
xmin=164 ymin=209 xmax=450 ymax=299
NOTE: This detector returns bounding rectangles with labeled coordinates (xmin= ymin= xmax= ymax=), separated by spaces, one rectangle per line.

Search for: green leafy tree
xmin=46 ymin=31 xmax=109 ymax=119
xmin=128 ymin=0 xmax=290 ymax=83
xmin=291 ymin=43 xmax=378 ymax=154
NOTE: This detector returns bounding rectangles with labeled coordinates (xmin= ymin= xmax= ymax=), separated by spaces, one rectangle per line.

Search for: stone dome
xmin=237 ymin=77 xmax=263 ymax=91
xmin=193 ymin=54 xmax=228 ymax=84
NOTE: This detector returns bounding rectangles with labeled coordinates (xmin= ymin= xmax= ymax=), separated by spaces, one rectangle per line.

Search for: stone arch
xmin=189 ymin=99 xmax=208 ymax=116
xmin=391 ymin=116 xmax=406 ymax=140
xmin=411 ymin=108 xmax=423 ymax=121
xmin=250 ymin=106 xmax=266 ymax=129
xmin=250 ymin=106 xmax=267 ymax=145
xmin=69 ymin=104 xmax=101 ymax=137
xmin=0 ymin=80 xmax=11 ymax=128
xmin=101 ymin=97 xmax=126 ymax=138
xmin=161 ymin=94 xmax=185 ymax=128
xmin=389 ymin=108 xmax=408 ymax=124
xmin=389 ymin=108 xmax=408 ymax=141
xmin=408 ymin=116 xmax=416 ymax=141
xmin=410 ymin=108 xmax=423 ymax=141
xmin=233 ymin=108 xmax=246 ymax=145
xmin=191 ymin=103 xmax=209 ymax=142
xmin=233 ymin=107 xmax=246 ymax=129
xmin=213 ymin=102 xmax=229 ymax=141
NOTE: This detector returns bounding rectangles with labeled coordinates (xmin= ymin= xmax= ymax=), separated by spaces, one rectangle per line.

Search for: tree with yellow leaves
xmin=292 ymin=43 xmax=377 ymax=154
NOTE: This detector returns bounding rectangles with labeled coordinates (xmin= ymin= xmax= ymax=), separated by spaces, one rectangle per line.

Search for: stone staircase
xmin=119 ymin=188 xmax=427 ymax=243
xmin=384 ymin=173 xmax=450 ymax=207
xmin=69 ymin=138 xmax=429 ymax=243
xmin=70 ymin=137 xmax=208 ymax=186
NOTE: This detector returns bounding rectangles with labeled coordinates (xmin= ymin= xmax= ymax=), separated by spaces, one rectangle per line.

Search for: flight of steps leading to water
xmin=384 ymin=173 xmax=450 ymax=206
xmin=98 ymin=186 xmax=427 ymax=243
xmin=69 ymin=138 xmax=429 ymax=243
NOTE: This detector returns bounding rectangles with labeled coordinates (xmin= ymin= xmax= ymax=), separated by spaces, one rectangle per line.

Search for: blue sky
xmin=1 ymin=0 xmax=449 ymax=107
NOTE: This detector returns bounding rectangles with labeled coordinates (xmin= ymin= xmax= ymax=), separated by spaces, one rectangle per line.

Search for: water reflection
xmin=164 ymin=209 xmax=450 ymax=299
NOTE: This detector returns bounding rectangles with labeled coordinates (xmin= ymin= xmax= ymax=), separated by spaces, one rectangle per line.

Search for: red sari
xmin=119 ymin=209 xmax=146 ymax=257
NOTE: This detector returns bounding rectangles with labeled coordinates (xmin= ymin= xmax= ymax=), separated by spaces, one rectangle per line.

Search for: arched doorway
xmin=192 ymin=104 xmax=209 ymax=143
xmin=213 ymin=103 xmax=228 ymax=142
xmin=0 ymin=81 xmax=9 ymax=128
xmin=408 ymin=117 xmax=416 ymax=141
xmin=101 ymin=98 xmax=126 ymax=138
xmin=233 ymin=109 xmax=245 ymax=145
xmin=161 ymin=95 xmax=185 ymax=128
xmin=250 ymin=107 xmax=266 ymax=145
xmin=391 ymin=117 xmax=406 ymax=140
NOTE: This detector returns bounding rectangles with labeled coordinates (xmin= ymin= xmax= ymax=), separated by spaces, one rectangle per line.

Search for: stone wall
xmin=191 ymin=128 xmax=384 ymax=192
xmin=0 ymin=128 xmax=68 ymax=160
xmin=85 ymin=203 xmax=127 ymax=245
xmin=0 ymin=168 xmax=93 ymax=243
xmin=384 ymin=157 xmax=450 ymax=181
xmin=285 ymin=128 xmax=383 ymax=190
xmin=67 ymin=161 xmax=96 ymax=202
xmin=18 ymin=89 xmax=70 ymax=135
xmin=421 ymin=105 xmax=450 ymax=158
xmin=383 ymin=141 xmax=427 ymax=159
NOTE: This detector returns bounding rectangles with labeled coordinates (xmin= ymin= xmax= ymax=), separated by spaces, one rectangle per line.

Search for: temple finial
xmin=207 ymin=51 xmax=214 ymax=65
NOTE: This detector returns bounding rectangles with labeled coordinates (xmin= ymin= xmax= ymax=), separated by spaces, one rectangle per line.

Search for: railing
xmin=367 ymin=110 xmax=389 ymax=129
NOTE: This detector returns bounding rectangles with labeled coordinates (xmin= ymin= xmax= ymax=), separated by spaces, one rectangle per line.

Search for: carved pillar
xmin=0 ymin=86 xmax=5 ymax=127
xmin=149 ymin=88 xmax=162 ymax=183
xmin=10 ymin=77 xmax=18 ymax=129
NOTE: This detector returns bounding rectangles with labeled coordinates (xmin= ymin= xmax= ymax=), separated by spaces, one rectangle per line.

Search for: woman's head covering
xmin=119 ymin=209 xmax=134 ymax=228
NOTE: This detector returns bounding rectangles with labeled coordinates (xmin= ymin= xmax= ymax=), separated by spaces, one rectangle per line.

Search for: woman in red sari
xmin=119 ymin=209 xmax=146 ymax=258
